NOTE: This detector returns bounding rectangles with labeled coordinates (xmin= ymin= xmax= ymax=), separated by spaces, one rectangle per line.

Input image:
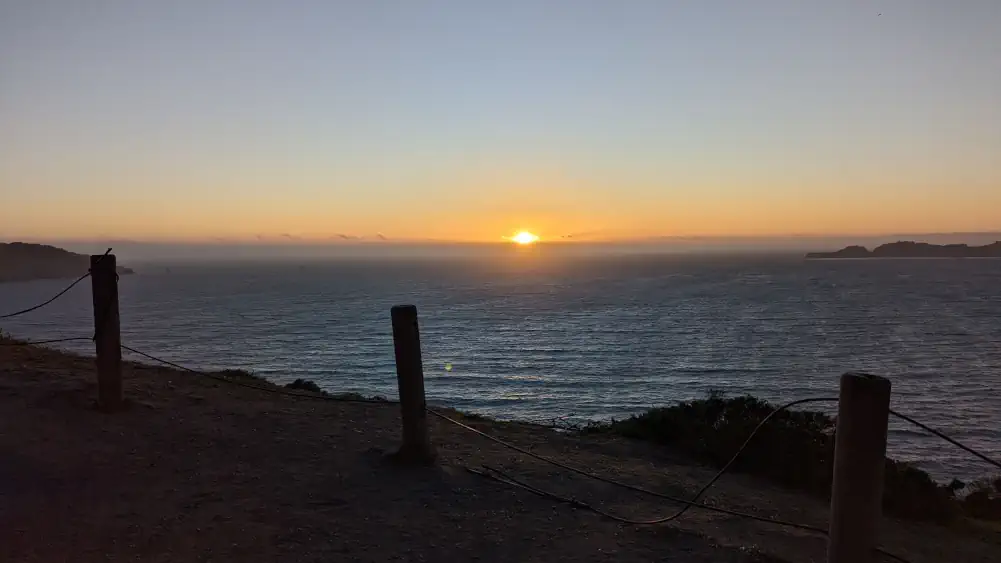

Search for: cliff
xmin=0 ymin=242 xmax=134 ymax=283
xmin=806 ymin=241 xmax=1001 ymax=259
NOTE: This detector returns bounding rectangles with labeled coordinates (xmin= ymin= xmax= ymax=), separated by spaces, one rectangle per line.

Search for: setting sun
xmin=511 ymin=231 xmax=540 ymax=245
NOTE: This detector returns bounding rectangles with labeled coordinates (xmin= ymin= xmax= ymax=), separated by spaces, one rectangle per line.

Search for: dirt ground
xmin=1 ymin=343 xmax=998 ymax=562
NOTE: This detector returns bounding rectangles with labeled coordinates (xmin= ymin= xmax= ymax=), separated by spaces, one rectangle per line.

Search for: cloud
xmin=560 ymin=230 xmax=602 ymax=240
xmin=375 ymin=233 xmax=388 ymax=241
xmin=333 ymin=233 xmax=360 ymax=240
xmin=279 ymin=233 xmax=301 ymax=240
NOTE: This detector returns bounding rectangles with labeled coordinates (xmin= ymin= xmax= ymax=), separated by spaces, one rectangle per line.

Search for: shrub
xmin=285 ymin=378 xmax=324 ymax=393
xmin=600 ymin=392 xmax=972 ymax=523
xmin=882 ymin=460 xmax=958 ymax=522
xmin=278 ymin=379 xmax=388 ymax=402
xmin=216 ymin=369 xmax=262 ymax=381
xmin=960 ymin=476 xmax=1001 ymax=520
xmin=607 ymin=393 xmax=836 ymax=491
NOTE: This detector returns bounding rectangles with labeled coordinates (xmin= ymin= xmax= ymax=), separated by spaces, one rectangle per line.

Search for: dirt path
xmin=1 ymin=344 xmax=997 ymax=562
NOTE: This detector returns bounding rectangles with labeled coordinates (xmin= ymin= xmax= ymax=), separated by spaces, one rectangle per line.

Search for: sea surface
xmin=2 ymin=252 xmax=999 ymax=481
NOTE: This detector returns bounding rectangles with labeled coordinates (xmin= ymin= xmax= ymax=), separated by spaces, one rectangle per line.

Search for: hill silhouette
xmin=0 ymin=242 xmax=134 ymax=283
xmin=807 ymin=241 xmax=1001 ymax=259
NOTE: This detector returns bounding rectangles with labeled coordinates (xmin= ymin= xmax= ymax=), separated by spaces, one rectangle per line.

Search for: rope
xmin=435 ymin=401 xmax=915 ymax=562
xmin=6 ymin=335 xmax=914 ymax=561
xmin=430 ymin=397 xmax=837 ymax=524
xmin=0 ymin=249 xmax=111 ymax=320
xmin=889 ymin=409 xmax=1001 ymax=470
xmin=471 ymin=466 xmax=908 ymax=562
xmin=1 ymin=336 xmax=93 ymax=346
xmin=120 ymin=344 xmax=397 ymax=405
xmin=474 ymin=463 xmax=825 ymax=530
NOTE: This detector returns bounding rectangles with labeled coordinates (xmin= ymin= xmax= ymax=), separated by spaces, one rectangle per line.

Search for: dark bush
xmin=285 ymin=378 xmax=324 ymax=393
xmin=882 ymin=460 xmax=958 ymax=522
xmin=328 ymin=391 xmax=385 ymax=401
xmin=216 ymin=369 xmax=262 ymax=380
xmin=960 ymin=477 xmax=1001 ymax=520
xmin=278 ymin=381 xmax=389 ymax=402
xmin=601 ymin=392 xmax=975 ymax=523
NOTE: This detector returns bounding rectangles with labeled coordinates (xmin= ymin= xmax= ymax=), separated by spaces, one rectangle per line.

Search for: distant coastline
xmin=0 ymin=242 xmax=134 ymax=283
xmin=806 ymin=241 xmax=1001 ymax=260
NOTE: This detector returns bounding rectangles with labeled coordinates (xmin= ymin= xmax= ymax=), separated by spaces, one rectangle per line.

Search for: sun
xmin=510 ymin=231 xmax=540 ymax=245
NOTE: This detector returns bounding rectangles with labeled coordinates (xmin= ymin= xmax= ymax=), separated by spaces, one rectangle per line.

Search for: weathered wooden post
xmin=90 ymin=254 xmax=123 ymax=411
xmin=827 ymin=373 xmax=891 ymax=563
xmin=390 ymin=304 xmax=435 ymax=464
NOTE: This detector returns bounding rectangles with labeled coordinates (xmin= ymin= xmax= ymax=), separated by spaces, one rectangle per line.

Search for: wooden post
xmin=827 ymin=373 xmax=891 ymax=563
xmin=390 ymin=304 xmax=435 ymax=464
xmin=90 ymin=254 xmax=123 ymax=411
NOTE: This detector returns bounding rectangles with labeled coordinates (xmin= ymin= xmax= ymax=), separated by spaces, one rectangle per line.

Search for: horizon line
xmin=5 ymin=230 xmax=1001 ymax=247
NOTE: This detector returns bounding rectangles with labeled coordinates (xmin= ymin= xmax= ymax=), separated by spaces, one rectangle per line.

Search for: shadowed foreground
xmin=1 ymin=344 xmax=998 ymax=562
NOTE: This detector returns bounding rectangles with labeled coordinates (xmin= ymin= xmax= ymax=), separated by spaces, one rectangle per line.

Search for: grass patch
xmin=593 ymin=391 xmax=987 ymax=524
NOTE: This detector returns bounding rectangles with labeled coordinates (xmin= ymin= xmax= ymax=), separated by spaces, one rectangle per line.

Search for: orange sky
xmin=8 ymin=180 xmax=1000 ymax=244
xmin=2 ymin=3 xmax=1000 ymax=243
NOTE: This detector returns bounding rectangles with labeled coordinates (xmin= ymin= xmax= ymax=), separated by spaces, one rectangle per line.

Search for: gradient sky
xmin=2 ymin=1 xmax=999 ymax=243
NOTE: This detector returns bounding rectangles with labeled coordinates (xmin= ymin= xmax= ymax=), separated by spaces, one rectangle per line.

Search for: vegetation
xmin=284 ymin=378 xmax=389 ymax=402
xmin=211 ymin=372 xmax=388 ymax=402
xmin=285 ymin=378 xmax=323 ymax=393
xmin=961 ymin=477 xmax=1001 ymax=520
xmin=330 ymin=391 xmax=389 ymax=402
xmin=216 ymin=368 xmax=263 ymax=381
xmin=0 ymin=329 xmax=25 ymax=345
xmin=587 ymin=391 xmax=992 ymax=523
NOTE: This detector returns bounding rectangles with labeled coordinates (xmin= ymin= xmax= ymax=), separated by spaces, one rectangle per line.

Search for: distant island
xmin=1 ymin=242 xmax=134 ymax=283
xmin=806 ymin=240 xmax=1001 ymax=259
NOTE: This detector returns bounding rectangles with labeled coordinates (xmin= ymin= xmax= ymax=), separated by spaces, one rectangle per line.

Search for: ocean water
xmin=2 ymin=253 xmax=999 ymax=481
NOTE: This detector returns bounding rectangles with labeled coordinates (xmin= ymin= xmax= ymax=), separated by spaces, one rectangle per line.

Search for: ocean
xmin=2 ymin=252 xmax=999 ymax=481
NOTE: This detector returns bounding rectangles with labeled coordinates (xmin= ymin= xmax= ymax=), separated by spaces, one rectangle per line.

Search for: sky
xmin=2 ymin=1 xmax=999 ymax=244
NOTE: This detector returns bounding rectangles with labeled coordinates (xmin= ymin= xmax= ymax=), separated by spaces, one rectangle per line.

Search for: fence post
xmin=390 ymin=304 xmax=435 ymax=464
xmin=90 ymin=254 xmax=123 ymax=411
xmin=827 ymin=373 xmax=891 ymax=563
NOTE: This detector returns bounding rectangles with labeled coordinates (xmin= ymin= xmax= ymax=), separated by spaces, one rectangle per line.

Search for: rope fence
xmin=430 ymin=397 xmax=840 ymax=525
xmin=1 ymin=336 xmax=93 ymax=346
xmin=120 ymin=343 xmax=397 ymax=406
xmin=4 ymin=251 xmax=1001 ymax=563
xmin=889 ymin=409 xmax=1001 ymax=472
xmin=0 ymin=248 xmax=110 ymax=320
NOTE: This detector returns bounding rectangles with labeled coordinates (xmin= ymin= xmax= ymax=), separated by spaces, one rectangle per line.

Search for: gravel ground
xmin=2 ymin=344 xmax=997 ymax=562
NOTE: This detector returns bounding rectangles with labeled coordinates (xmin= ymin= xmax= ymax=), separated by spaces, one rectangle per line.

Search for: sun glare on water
xmin=510 ymin=231 xmax=540 ymax=245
